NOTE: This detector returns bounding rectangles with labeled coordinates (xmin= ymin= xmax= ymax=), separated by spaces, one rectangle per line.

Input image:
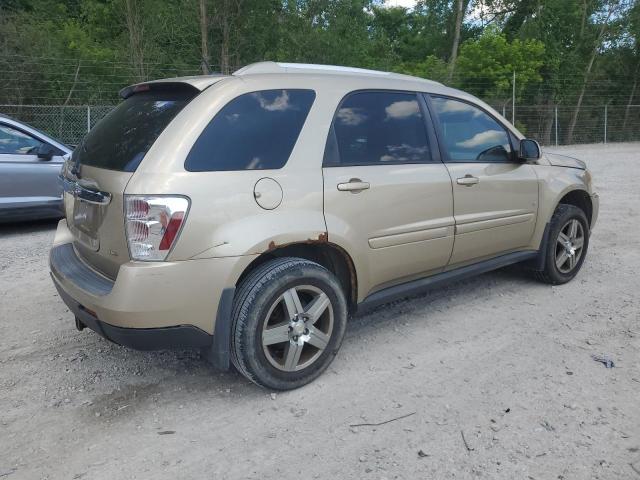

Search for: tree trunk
xmin=580 ymin=0 xmax=588 ymax=38
xmin=622 ymin=64 xmax=639 ymax=133
xmin=58 ymin=61 xmax=81 ymax=138
xmin=124 ymin=0 xmax=146 ymax=82
xmin=220 ymin=6 xmax=230 ymax=75
xmin=214 ymin=0 xmax=242 ymax=75
xmin=565 ymin=2 xmax=616 ymax=145
xmin=447 ymin=0 xmax=464 ymax=83
xmin=199 ymin=0 xmax=210 ymax=75
xmin=538 ymin=98 xmax=554 ymax=146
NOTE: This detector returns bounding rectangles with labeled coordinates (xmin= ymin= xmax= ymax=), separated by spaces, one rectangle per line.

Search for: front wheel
xmin=230 ymin=257 xmax=347 ymax=390
xmin=536 ymin=204 xmax=590 ymax=285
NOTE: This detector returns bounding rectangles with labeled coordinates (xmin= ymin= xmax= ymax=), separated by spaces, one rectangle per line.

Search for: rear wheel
xmin=535 ymin=204 xmax=589 ymax=285
xmin=230 ymin=257 xmax=347 ymax=390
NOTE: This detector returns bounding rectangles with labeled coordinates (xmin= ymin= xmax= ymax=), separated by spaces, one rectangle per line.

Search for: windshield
xmin=73 ymin=88 xmax=195 ymax=172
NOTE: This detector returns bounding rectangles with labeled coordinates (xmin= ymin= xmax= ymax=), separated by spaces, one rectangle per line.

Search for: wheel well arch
xmin=236 ymin=242 xmax=358 ymax=313
xmin=557 ymin=189 xmax=593 ymax=227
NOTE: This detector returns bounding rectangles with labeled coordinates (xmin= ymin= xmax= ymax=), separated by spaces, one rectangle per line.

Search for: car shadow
xmin=0 ymin=218 xmax=60 ymax=237
xmin=347 ymin=265 xmax=536 ymax=334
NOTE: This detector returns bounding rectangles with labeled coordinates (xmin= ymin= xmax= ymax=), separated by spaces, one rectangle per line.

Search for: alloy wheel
xmin=261 ymin=285 xmax=334 ymax=372
xmin=555 ymin=219 xmax=585 ymax=274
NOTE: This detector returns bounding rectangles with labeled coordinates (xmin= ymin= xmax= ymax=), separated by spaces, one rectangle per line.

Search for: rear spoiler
xmin=119 ymin=82 xmax=200 ymax=100
xmin=119 ymin=75 xmax=228 ymax=99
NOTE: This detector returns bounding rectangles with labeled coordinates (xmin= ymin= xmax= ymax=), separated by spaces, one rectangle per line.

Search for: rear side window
xmin=75 ymin=88 xmax=195 ymax=172
xmin=325 ymin=91 xmax=432 ymax=166
xmin=185 ymin=89 xmax=315 ymax=171
xmin=431 ymin=97 xmax=512 ymax=163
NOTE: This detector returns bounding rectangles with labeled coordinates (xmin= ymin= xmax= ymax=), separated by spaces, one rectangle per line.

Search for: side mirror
xmin=37 ymin=143 xmax=56 ymax=161
xmin=519 ymin=139 xmax=541 ymax=162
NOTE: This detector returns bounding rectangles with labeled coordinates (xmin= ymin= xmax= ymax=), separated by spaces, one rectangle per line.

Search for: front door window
xmin=431 ymin=97 xmax=512 ymax=163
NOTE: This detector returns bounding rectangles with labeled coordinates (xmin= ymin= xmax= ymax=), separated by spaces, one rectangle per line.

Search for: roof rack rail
xmin=234 ymin=62 xmax=394 ymax=76
xmin=233 ymin=62 xmax=443 ymax=86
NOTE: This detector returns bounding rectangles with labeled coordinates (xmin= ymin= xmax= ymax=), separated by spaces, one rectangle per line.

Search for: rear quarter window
xmin=185 ymin=89 xmax=316 ymax=172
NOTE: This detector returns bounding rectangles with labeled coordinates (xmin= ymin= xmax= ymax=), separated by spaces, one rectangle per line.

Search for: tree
xmin=210 ymin=0 xmax=244 ymax=74
xmin=447 ymin=0 xmax=464 ymax=81
xmin=393 ymin=55 xmax=449 ymax=82
xmin=123 ymin=0 xmax=146 ymax=81
xmin=622 ymin=1 xmax=640 ymax=132
xmin=566 ymin=0 xmax=619 ymax=144
xmin=455 ymin=28 xmax=545 ymax=103
xmin=199 ymin=0 xmax=210 ymax=74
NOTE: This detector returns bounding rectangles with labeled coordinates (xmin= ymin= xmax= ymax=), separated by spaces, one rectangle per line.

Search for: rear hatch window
xmin=73 ymin=86 xmax=196 ymax=172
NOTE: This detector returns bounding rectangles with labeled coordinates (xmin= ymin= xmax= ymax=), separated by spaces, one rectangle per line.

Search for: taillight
xmin=124 ymin=195 xmax=189 ymax=261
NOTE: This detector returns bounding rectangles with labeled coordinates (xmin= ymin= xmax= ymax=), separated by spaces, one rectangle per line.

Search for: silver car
xmin=0 ymin=115 xmax=71 ymax=222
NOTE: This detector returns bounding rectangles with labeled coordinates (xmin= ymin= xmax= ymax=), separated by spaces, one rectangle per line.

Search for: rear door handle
xmin=337 ymin=179 xmax=370 ymax=193
xmin=456 ymin=175 xmax=479 ymax=186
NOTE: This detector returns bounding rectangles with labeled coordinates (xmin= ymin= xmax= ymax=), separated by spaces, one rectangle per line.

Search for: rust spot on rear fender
xmin=259 ymin=234 xmax=357 ymax=309
xmin=266 ymin=232 xmax=328 ymax=251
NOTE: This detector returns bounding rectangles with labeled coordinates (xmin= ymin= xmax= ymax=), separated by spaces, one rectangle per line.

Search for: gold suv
xmin=50 ymin=62 xmax=599 ymax=390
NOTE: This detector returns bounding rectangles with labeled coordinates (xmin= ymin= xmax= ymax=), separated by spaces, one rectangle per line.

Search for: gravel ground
xmin=1 ymin=143 xmax=639 ymax=480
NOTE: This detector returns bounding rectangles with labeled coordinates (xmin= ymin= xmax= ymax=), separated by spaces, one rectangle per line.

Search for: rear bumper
xmin=49 ymin=220 xmax=255 ymax=366
xmin=54 ymin=281 xmax=212 ymax=350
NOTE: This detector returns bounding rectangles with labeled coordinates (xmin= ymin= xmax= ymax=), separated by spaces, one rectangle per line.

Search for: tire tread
xmin=230 ymin=257 xmax=346 ymax=390
xmin=534 ymin=204 xmax=589 ymax=285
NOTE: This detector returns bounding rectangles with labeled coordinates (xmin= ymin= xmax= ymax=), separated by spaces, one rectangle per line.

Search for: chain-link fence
xmin=493 ymin=104 xmax=640 ymax=146
xmin=2 ymin=103 xmax=639 ymax=147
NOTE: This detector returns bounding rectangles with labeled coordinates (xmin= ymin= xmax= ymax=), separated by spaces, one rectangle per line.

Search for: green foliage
xmin=0 ymin=0 xmax=637 ymax=108
xmin=455 ymin=28 xmax=545 ymax=101
xmin=392 ymin=55 xmax=449 ymax=82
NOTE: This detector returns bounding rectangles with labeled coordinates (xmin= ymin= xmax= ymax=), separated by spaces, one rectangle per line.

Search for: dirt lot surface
xmin=1 ymin=143 xmax=639 ymax=480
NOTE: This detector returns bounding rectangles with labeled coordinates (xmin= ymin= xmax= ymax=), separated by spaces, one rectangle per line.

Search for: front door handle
xmin=456 ymin=175 xmax=479 ymax=186
xmin=337 ymin=178 xmax=370 ymax=193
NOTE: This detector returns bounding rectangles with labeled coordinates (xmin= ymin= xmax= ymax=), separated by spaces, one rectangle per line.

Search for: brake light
xmin=133 ymin=84 xmax=150 ymax=93
xmin=124 ymin=195 xmax=189 ymax=261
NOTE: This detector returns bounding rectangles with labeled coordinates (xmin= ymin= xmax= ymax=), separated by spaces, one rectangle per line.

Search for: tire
xmin=230 ymin=257 xmax=348 ymax=390
xmin=535 ymin=204 xmax=590 ymax=285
